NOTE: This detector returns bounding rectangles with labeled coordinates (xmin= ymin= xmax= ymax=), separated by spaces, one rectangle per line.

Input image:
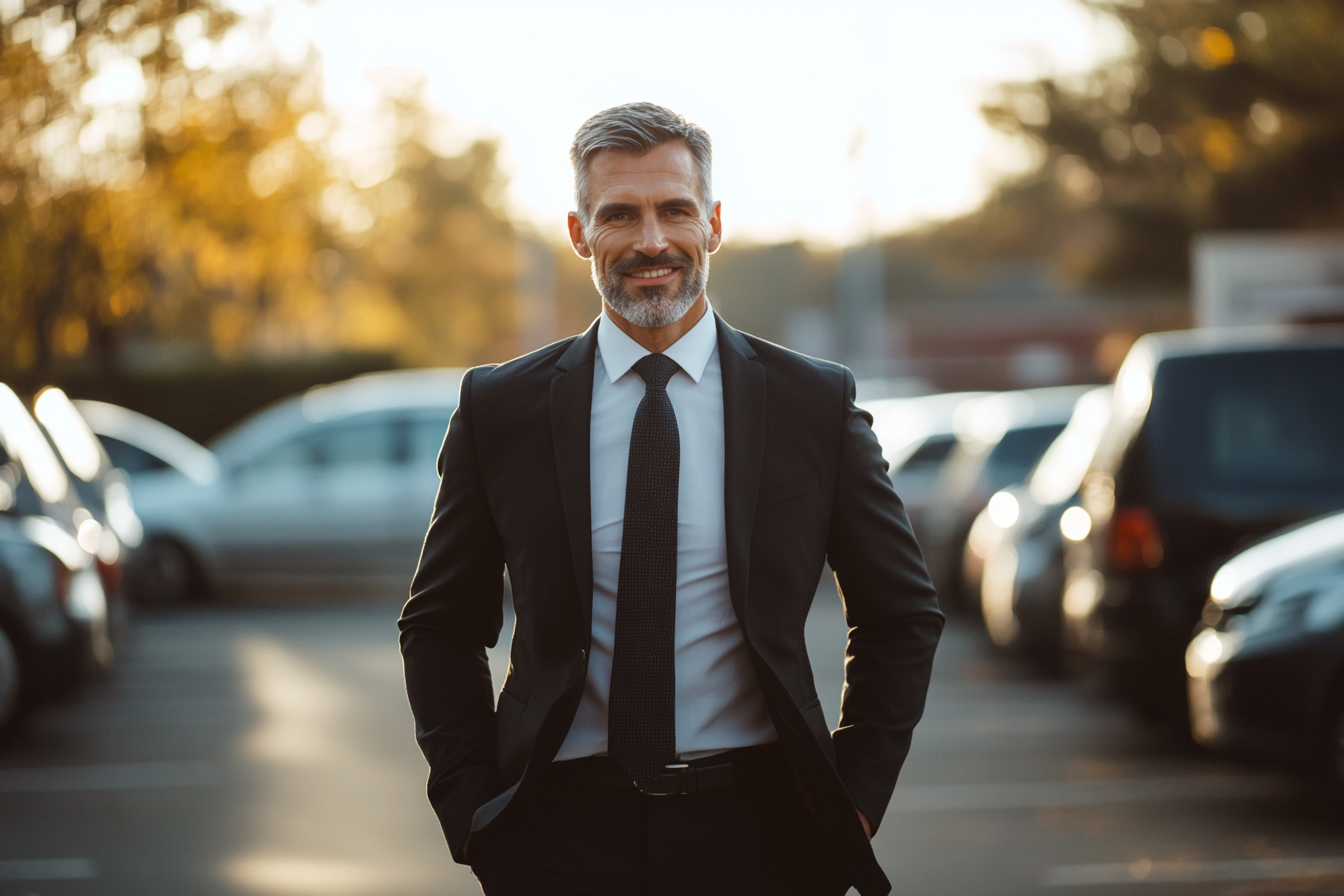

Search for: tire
xmin=129 ymin=539 xmax=196 ymax=606
xmin=0 ymin=626 xmax=20 ymax=733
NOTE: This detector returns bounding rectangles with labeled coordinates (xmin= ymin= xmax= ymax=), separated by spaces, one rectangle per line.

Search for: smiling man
xmin=399 ymin=103 xmax=943 ymax=896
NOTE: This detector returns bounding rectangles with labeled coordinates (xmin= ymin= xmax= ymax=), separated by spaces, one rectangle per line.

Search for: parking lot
xmin=3 ymin=577 xmax=1342 ymax=896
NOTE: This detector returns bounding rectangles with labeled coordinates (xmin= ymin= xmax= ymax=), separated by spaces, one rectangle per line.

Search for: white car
xmin=91 ymin=369 xmax=463 ymax=603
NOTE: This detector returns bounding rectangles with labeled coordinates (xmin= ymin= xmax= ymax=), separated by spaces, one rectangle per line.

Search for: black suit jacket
xmin=399 ymin=314 xmax=943 ymax=896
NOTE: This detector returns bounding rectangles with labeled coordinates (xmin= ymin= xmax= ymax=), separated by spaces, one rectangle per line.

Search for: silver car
xmin=123 ymin=369 xmax=463 ymax=602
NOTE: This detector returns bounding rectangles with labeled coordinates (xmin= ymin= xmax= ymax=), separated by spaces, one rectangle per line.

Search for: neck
xmin=604 ymin=294 xmax=708 ymax=354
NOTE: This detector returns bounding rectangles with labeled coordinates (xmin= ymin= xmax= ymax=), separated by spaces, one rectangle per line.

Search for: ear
xmin=706 ymin=201 xmax=723 ymax=255
xmin=567 ymin=212 xmax=592 ymax=259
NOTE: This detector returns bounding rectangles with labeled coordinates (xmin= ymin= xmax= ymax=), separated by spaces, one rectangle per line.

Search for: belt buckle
xmin=644 ymin=763 xmax=693 ymax=796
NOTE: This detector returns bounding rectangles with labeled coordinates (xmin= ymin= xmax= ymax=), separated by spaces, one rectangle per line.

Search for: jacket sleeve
xmin=398 ymin=367 xmax=505 ymax=863
xmin=826 ymin=368 xmax=944 ymax=833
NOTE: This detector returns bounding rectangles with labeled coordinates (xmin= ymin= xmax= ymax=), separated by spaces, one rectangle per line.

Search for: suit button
xmin=579 ymin=649 xmax=587 ymax=662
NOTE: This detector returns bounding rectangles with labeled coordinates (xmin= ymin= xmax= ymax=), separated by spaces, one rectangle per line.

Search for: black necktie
xmin=608 ymin=352 xmax=681 ymax=788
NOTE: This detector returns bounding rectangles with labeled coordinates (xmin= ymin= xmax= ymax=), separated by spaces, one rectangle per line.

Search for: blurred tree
xmin=0 ymin=0 xmax=336 ymax=378
xmin=333 ymin=82 xmax=519 ymax=367
xmin=949 ymin=0 xmax=1344 ymax=287
xmin=1 ymin=2 xmax=522 ymax=383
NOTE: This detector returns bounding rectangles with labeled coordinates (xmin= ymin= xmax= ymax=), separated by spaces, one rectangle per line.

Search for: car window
xmin=1146 ymin=348 xmax=1344 ymax=511
xmin=406 ymin=415 xmax=452 ymax=466
xmin=239 ymin=434 xmax=317 ymax=475
xmin=237 ymin=416 xmax=401 ymax=477
xmin=98 ymin=436 xmax=170 ymax=474
xmin=312 ymin=417 xmax=396 ymax=468
xmin=0 ymin=537 xmax=57 ymax=606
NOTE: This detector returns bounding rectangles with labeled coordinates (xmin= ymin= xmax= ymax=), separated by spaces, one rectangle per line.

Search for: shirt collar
xmin=596 ymin=300 xmax=718 ymax=385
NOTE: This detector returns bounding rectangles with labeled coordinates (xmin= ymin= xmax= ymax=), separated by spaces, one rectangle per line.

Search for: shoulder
xmin=730 ymin=327 xmax=852 ymax=398
xmin=463 ymin=335 xmax=582 ymax=402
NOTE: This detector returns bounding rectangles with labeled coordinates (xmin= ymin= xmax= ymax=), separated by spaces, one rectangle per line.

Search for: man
xmin=399 ymin=103 xmax=943 ymax=896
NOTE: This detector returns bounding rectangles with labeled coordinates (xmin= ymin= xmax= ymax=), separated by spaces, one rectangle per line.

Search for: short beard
xmin=595 ymin=251 xmax=707 ymax=328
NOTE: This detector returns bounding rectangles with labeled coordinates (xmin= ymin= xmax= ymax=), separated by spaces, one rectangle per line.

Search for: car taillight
xmin=1109 ymin=507 xmax=1164 ymax=570
xmin=53 ymin=559 xmax=72 ymax=609
xmin=96 ymin=559 xmax=122 ymax=595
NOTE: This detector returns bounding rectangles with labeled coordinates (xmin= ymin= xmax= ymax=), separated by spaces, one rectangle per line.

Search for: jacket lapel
xmin=717 ymin=314 xmax=766 ymax=627
xmin=550 ymin=319 xmax=599 ymax=633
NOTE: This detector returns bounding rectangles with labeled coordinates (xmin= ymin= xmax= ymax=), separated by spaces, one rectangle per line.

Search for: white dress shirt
xmin=555 ymin=303 xmax=778 ymax=762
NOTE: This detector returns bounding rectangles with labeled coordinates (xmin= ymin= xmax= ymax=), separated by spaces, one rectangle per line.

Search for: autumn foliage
xmin=0 ymin=0 xmax=519 ymax=382
xmin=932 ymin=0 xmax=1344 ymax=288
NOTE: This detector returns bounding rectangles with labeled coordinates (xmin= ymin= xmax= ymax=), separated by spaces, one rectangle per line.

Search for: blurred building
xmin=888 ymin=296 xmax=1186 ymax=392
xmin=1193 ymin=232 xmax=1344 ymax=328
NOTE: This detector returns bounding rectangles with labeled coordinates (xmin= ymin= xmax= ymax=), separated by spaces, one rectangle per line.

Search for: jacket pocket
xmin=757 ymin=477 xmax=819 ymax=509
xmin=797 ymin=696 xmax=837 ymax=763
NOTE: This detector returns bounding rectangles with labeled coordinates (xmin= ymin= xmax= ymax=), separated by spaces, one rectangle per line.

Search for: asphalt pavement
xmin=2 ymin=579 xmax=1342 ymax=895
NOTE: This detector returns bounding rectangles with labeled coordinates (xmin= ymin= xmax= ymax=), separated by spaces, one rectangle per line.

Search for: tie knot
xmin=632 ymin=353 xmax=680 ymax=393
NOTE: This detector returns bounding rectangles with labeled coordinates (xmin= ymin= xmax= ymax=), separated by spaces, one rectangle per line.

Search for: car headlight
xmin=1059 ymin=506 xmax=1091 ymax=541
xmin=1186 ymin=628 xmax=1243 ymax=678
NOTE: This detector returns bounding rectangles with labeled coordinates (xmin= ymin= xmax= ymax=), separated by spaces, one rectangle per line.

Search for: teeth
xmin=630 ymin=268 xmax=674 ymax=279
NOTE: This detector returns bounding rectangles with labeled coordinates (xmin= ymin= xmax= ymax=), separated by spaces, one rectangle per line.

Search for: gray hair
xmin=570 ymin=103 xmax=713 ymax=226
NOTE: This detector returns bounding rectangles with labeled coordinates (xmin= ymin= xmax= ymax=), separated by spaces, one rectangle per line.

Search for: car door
xmin=302 ymin=412 xmax=401 ymax=579
xmin=208 ymin=413 xmax=400 ymax=589
xmin=209 ymin=429 xmax=322 ymax=584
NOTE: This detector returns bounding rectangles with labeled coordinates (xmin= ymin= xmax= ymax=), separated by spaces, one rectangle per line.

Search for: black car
xmin=1187 ymin=512 xmax=1344 ymax=782
xmin=1064 ymin=327 xmax=1344 ymax=719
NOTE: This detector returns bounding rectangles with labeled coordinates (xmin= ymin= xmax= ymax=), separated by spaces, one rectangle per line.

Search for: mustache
xmin=608 ymin=252 xmax=692 ymax=275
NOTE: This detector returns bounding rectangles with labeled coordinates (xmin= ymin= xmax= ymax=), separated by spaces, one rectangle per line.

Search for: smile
xmin=628 ymin=268 xmax=677 ymax=279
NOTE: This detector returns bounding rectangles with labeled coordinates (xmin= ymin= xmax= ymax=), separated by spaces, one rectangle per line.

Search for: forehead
xmin=586 ymin=141 xmax=699 ymax=202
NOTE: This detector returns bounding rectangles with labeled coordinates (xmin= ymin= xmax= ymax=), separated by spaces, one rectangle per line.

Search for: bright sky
xmin=247 ymin=0 xmax=1126 ymax=245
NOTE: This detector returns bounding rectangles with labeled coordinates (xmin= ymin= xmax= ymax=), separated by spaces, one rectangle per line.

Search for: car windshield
xmin=896 ymin=434 xmax=957 ymax=475
xmin=983 ymin=423 xmax=1067 ymax=491
xmin=100 ymin=436 xmax=171 ymax=474
xmin=1144 ymin=347 xmax=1344 ymax=516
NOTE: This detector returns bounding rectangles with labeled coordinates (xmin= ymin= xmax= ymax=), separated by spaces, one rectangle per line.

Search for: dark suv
xmin=1063 ymin=327 xmax=1344 ymax=718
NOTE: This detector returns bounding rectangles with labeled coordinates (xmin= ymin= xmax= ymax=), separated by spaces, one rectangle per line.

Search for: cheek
xmin=587 ymin=232 xmax=621 ymax=267
xmin=674 ymin=223 xmax=712 ymax=256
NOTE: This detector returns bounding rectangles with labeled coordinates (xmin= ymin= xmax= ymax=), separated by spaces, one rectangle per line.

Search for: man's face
xmin=568 ymin=140 xmax=722 ymax=329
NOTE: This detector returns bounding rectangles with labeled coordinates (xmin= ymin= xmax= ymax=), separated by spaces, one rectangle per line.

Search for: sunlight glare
xmin=235 ymin=0 xmax=1127 ymax=244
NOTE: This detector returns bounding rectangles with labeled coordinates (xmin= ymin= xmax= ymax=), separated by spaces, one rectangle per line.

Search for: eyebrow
xmin=593 ymin=197 xmax=701 ymax=219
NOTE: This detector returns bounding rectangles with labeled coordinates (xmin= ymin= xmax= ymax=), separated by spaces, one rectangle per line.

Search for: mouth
xmin=622 ymin=267 xmax=680 ymax=285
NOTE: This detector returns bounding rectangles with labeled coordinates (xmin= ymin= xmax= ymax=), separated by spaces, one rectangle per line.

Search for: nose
xmin=632 ymin=213 xmax=670 ymax=258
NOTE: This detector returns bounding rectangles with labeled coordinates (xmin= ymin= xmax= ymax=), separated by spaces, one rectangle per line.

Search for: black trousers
xmin=468 ymin=743 xmax=851 ymax=896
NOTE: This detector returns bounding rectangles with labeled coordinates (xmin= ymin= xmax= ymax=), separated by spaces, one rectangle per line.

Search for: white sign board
xmin=1192 ymin=232 xmax=1344 ymax=328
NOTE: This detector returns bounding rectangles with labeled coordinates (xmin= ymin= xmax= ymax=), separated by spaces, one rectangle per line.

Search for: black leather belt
xmin=641 ymin=761 xmax=735 ymax=796
xmin=549 ymin=743 xmax=780 ymax=796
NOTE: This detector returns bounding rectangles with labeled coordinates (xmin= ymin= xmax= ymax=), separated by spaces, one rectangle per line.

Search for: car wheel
xmin=130 ymin=539 xmax=197 ymax=605
xmin=0 ymin=627 xmax=20 ymax=732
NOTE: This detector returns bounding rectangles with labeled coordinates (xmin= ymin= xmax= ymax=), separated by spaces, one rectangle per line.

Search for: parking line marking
xmin=0 ymin=858 xmax=97 ymax=880
xmin=889 ymin=774 xmax=1287 ymax=813
xmin=0 ymin=760 xmax=220 ymax=793
xmin=1046 ymin=856 xmax=1344 ymax=886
